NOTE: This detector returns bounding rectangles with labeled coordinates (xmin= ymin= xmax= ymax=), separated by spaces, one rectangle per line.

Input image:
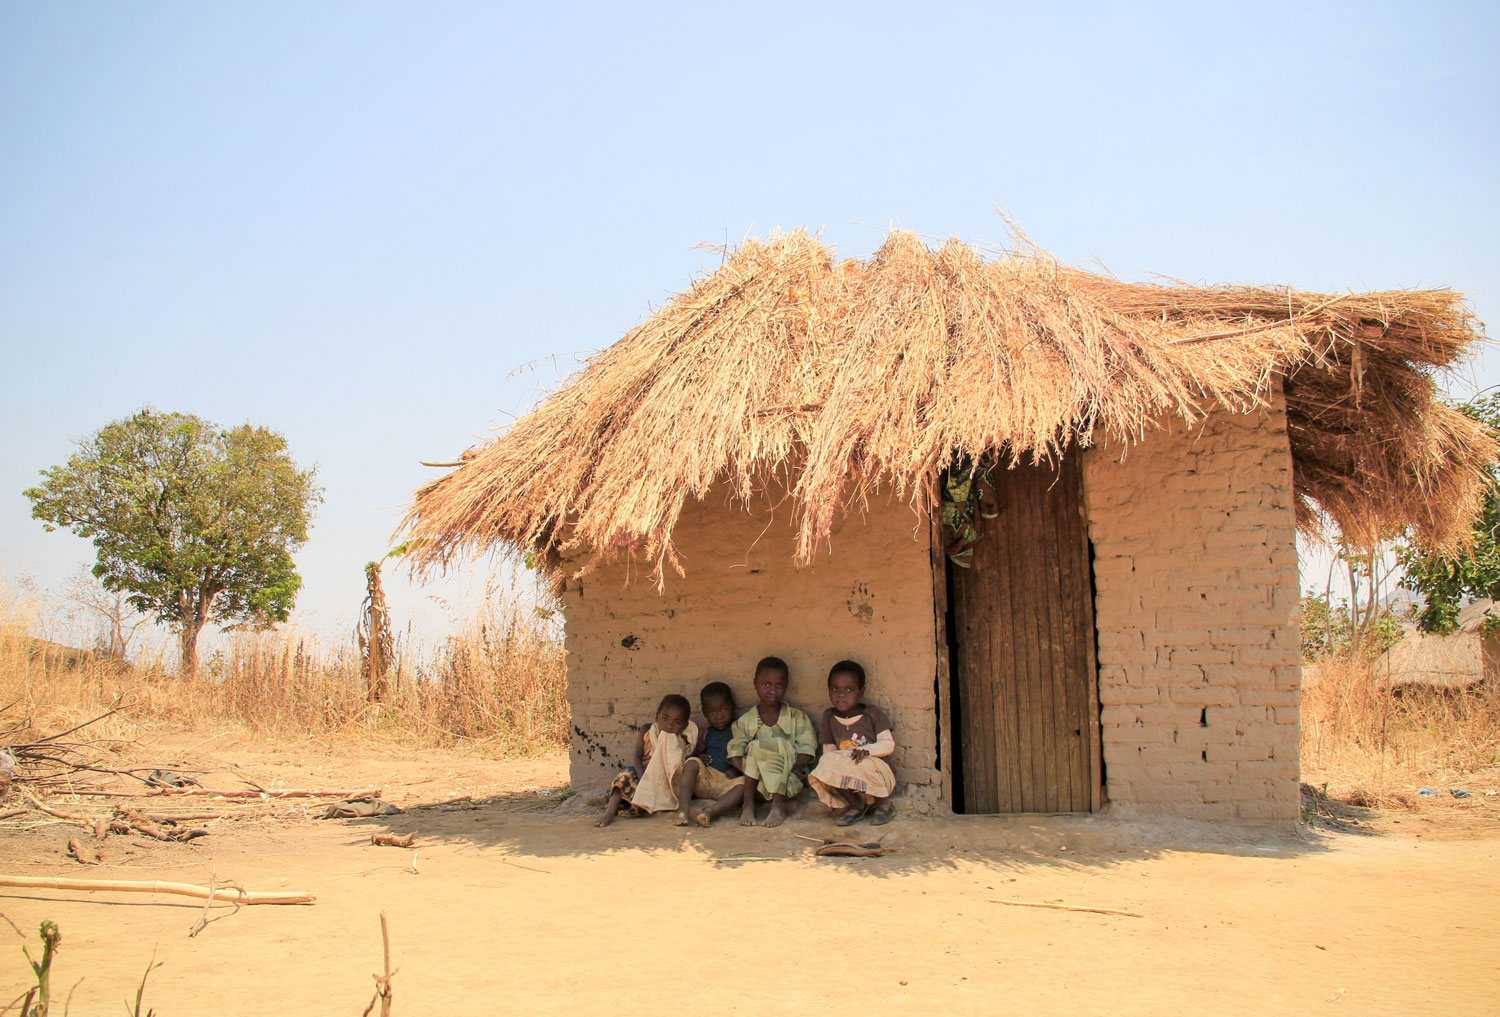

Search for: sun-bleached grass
xmin=1302 ymin=650 xmax=1500 ymax=807
xmin=401 ymin=229 xmax=1494 ymax=587
xmin=0 ymin=576 xmax=568 ymax=756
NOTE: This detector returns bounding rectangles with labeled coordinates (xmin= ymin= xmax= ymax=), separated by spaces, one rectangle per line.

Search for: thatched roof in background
xmin=1371 ymin=600 xmax=1497 ymax=690
xmin=401 ymin=230 xmax=1494 ymax=581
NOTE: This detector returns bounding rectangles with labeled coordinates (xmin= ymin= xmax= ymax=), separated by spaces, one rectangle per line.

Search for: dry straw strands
xmin=400 ymin=230 xmax=1494 ymax=583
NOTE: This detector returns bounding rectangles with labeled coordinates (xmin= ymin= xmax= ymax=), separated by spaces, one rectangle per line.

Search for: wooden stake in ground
xmin=0 ymin=875 xmax=314 ymax=905
xmin=362 ymin=911 xmax=396 ymax=1017
xmin=988 ymin=898 xmax=1142 ymax=918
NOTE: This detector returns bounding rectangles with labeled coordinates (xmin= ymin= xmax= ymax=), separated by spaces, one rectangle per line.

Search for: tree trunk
xmin=179 ymin=617 xmax=204 ymax=677
xmin=359 ymin=563 xmax=395 ymax=703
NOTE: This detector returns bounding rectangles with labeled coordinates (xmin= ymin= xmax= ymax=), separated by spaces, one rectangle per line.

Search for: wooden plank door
xmin=948 ymin=455 xmax=1101 ymax=813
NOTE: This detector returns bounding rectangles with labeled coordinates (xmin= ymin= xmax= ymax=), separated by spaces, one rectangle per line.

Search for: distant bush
xmin=0 ymin=575 xmax=568 ymax=754
xmin=1301 ymin=594 xmax=1406 ymax=661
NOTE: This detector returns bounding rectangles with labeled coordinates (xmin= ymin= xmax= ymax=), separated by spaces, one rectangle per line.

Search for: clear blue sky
xmin=3 ymin=1 xmax=1498 ymax=646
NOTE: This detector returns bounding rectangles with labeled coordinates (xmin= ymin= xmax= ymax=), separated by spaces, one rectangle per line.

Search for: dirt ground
xmin=2 ymin=738 xmax=1497 ymax=1016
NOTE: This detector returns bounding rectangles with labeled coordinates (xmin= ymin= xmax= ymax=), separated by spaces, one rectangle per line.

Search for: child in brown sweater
xmin=806 ymin=659 xmax=896 ymax=825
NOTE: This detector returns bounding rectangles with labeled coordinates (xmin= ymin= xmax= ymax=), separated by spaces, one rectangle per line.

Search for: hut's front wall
xmin=559 ymin=488 xmax=944 ymax=810
xmin=560 ymin=394 xmax=1303 ymax=822
xmin=1083 ymin=389 xmax=1303 ymax=821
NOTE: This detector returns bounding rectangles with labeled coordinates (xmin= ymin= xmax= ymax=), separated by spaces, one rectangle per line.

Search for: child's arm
xmin=631 ymin=725 xmax=649 ymax=772
xmin=726 ymin=712 xmax=751 ymax=773
xmin=791 ymin=709 xmax=816 ymax=771
xmin=853 ymin=711 xmax=896 ymax=763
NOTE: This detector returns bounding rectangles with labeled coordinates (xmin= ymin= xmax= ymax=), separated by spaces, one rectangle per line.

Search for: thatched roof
xmin=400 ymin=230 xmax=1495 ymax=581
xmin=1372 ymin=600 xmax=1497 ymax=690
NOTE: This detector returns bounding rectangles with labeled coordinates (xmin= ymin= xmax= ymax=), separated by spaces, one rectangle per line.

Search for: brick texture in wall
xmin=560 ymin=395 xmax=1304 ymax=822
xmin=559 ymin=487 xmax=944 ymax=811
xmin=1082 ymin=390 xmax=1303 ymax=821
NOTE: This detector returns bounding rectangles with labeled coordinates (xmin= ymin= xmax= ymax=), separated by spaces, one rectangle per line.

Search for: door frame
xmin=929 ymin=462 xmax=1104 ymax=814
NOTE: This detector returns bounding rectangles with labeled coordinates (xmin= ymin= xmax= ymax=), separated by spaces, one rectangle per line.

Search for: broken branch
xmin=0 ymin=875 xmax=315 ymax=905
xmin=987 ymin=898 xmax=1142 ymax=918
xmin=370 ymin=833 xmax=416 ymax=848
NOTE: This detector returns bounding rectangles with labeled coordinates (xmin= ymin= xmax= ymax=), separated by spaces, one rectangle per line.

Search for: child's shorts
xmin=691 ymin=763 xmax=745 ymax=801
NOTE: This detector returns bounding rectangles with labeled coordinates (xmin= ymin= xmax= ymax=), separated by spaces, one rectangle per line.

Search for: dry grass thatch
xmin=400 ymin=229 xmax=1494 ymax=582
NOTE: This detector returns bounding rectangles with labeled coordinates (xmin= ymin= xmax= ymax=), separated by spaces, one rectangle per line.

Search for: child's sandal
xmin=836 ymin=804 xmax=868 ymax=827
xmin=870 ymin=804 xmax=896 ymax=826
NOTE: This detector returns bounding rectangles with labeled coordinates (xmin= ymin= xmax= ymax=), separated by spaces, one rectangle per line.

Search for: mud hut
xmin=402 ymin=231 xmax=1493 ymax=822
xmin=1373 ymin=600 xmax=1498 ymax=692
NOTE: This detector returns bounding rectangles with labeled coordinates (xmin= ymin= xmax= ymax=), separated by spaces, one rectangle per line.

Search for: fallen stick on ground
xmin=113 ymin=808 xmax=209 ymax=842
xmin=66 ymin=838 xmax=100 ymax=865
xmin=22 ymin=795 xmax=92 ymax=830
xmin=497 ymin=857 xmax=550 ymax=874
xmin=0 ymin=875 xmax=315 ymax=905
xmin=143 ymin=812 xmax=229 ymax=823
xmin=0 ymin=809 xmax=28 ymax=822
xmin=370 ymin=833 xmax=416 ymax=848
xmin=815 ymin=842 xmax=895 ymax=857
xmin=987 ymin=899 xmax=1142 ymax=918
xmin=797 ymin=832 xmax=889 ymax=846
xmin=708 ymin=855 xmax=783 ymax=863
xmin=61 ymin=786 xmax=382 ymax=800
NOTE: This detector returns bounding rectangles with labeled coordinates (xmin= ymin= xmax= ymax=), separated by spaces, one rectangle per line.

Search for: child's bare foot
xmin=739 ymin=801 xmax=759 ymax=826
xmin=692 ymin=809 xmax=710 ymax=828
xmin=597 ymin=790 xmax=625 ymax=827
xmin=763 ymin=798 xmax=787 ymax=828
xmin=673 ymin=809 xmax=690 ymax=827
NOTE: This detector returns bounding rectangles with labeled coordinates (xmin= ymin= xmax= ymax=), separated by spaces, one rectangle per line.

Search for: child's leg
xmin=739 ymin=776 xmax=760 ymax=825
xmin=807 ymin=772 xmax=850 ymax=811
xmin=595 ymin=789 xmax=625 ymax=828
xmin=702 ymin=782 xmax=744 ymax=826
xmin=675 ymin=759 xmax=701 ymax=826
xmin=596 ymin=768 xmax=639 ymax=828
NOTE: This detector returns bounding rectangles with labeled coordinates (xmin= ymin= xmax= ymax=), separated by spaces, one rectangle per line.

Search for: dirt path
xmin=2 ymin=745 xmax=1496 ymax=1016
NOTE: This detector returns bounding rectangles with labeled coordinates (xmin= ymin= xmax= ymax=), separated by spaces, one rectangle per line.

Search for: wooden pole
xmin=0 ymin=875 xmax=314 ymax=905
xmin=988 ymin=898 xmax=1141 ymax=918
xmin=56 ymin=786 xmax=380 ymax=800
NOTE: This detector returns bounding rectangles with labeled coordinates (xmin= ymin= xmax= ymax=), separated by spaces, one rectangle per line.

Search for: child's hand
xmin=850 ymin=748 xmax=869 ymax=763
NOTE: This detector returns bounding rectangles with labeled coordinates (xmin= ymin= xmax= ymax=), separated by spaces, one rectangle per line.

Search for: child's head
xmin=827 ymin=659 xmax=866 ymax=713
xmin=753 ymin=656 xmax=790 ymax=707
xmin=655 ymin=693 xmax=691 ymax=734
xmin=699 ymin=681 xmax=735 ymax=730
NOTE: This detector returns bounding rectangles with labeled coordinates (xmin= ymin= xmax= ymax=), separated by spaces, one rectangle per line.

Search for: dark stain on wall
xmin=572 ymin=721 xmax=638 ymax=770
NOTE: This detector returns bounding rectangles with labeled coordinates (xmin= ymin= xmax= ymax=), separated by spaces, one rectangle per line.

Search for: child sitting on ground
xmin=727 ymin=656 xmax=816 ymax=828
xmin=595 ymin=694 xmax=698 ymax=827
xmin=674 ymin=681 xmax=748 ymax=827
xmin=807 ymin=659 xmax=896 ymax=826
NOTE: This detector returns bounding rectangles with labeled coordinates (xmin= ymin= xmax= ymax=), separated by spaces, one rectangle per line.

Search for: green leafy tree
xmin=1398 ymin=392 xmax=1500 ymax=633
xmin=25 ymin=409 xmax=321 ymax=675
xmin=1299 ymin=593 xmax=1406 ymax=660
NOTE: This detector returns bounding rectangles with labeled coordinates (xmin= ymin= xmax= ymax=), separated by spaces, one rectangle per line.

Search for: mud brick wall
xmin=558 ymin=488 xmax=944 ymax=810
xmin=1082 ymin=390 xmax=1303 ymax=821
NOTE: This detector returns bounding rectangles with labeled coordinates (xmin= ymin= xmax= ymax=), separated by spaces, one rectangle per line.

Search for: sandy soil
xmin=2 ymin=740 xmax=1497 ymax=1016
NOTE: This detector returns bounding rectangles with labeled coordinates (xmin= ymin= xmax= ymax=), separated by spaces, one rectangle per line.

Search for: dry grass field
xmin=2 ymin=586 xmax=1497 ymax=1015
